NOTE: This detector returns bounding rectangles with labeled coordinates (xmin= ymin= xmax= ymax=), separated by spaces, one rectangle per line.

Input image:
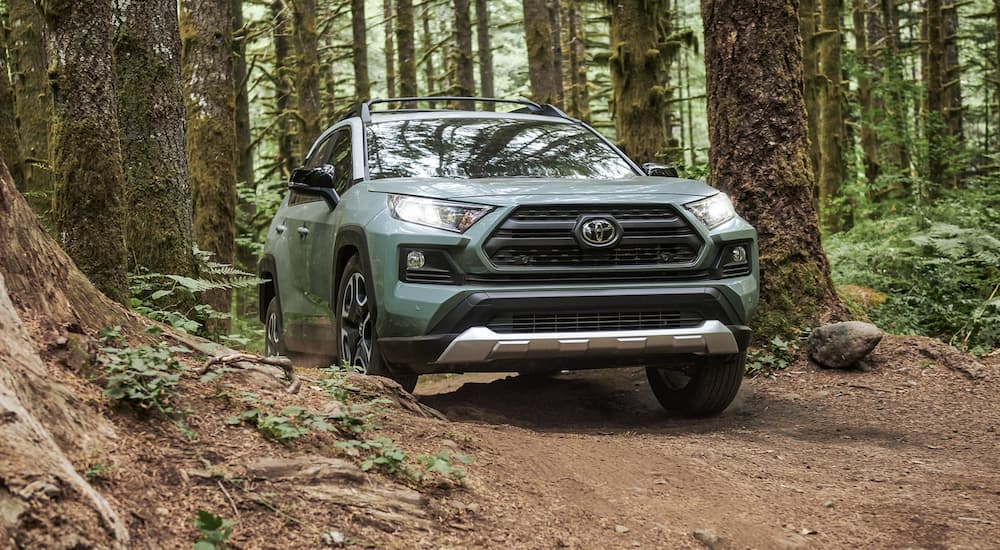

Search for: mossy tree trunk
xmin=996 ymin=0 xmax=1000 ymax=150
xmin=854 ymin=0 xmax=880 ymax=185
xmin=351 ymin=0 xmax=371 ymax=101
xmin=548 ymin=0 xmax=564 ymax=107
xmin=701 ymin=0 xmax=846 ymax=338
xmin=523 ymin=0 xmax=561 ymax=105
xmin=396 ymin=0 xmax=417 ymax=101
xmin=818 ymin=0 xmax=846 ymax=231
xmin=607 ymin=0 xmax=669 ymax=165
xmin=272 ymin=0 xmax=297 ymax=176
xmin=0 ymin=18 xmax=25 ymax=189
xmin=291 ymin=0 xmax=321 ymax=161
xmin=475 ymin=0 xmax=495 ymax=104
xmin=453 ymin=0 xmax=475 ymax=99
xmin=8 ymin=0 xmax=52 ymax=218
xmin=384 ymin=0 xmax=396 ymax=96
xmin=799 ymin=0 xmax=821 ymax=175
xmin=923 ymin=0 xmax=946 ymax=190
xmin=113 ymin=0 xmax=196 ymax=278
xmin=233 ymin=0 xmax=255 ymax=195
xmin=942 ymin=3 xmax=962 ymax=148
xmin=40 ymin=0 xmax=129 ymax=303
xmin=880 ymin=0 xmax=911 ymax=179
xmin=421 ymin=4 xmax=437 ymax=101
xmin=180 ymin=0 xmax=238 ymax=317
xmin=563 ymin=0 xmax=591 ymax=122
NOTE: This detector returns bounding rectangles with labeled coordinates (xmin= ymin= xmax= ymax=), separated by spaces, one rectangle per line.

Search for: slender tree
xmin=8 ymin=0 xmax=52 ymax=216
xmin=475 ymin=0 xmax=495 ymax=102
xmin=942 ymin=2 xmax=962 ymax=142
xmin=272 ymin=0 xmax=297 ymax=175
xmin=563 ymin=0 xmax=590 ymax=122
xmin=701 ymin=0 xmax=845 ymax=336
xmin=454 ymin=0 xmax=476 ymax=97
xmin=421 ymin=3 xmax=437 ymax=100
xmin=818 ymin=0 xmax=846 ymax=229
xmin=180 ymin=0 xmax=238 ymax=315
xmin=0 ymin=17 xmax=25 ymax=188
xmin=548 ymin=0 xmax=564 ymax=106
xmin=352 ymin=0 xmax=371 ymax=100
xmin=854 ymin=0 xmax=880 ymax=184
xmin=799 ymin=0 xmax=821 ymax=174
xmin=608 ymin=0 xmax=669 ymax=164
xmin=114 ymin=0 xmax=196 ymax=277
xmin=384 ymin=0 xmax=396 ymax=96
xmin=924 ymin=0 xmax=946 ymax=187
xmin=291 ymin=0 xmax=321 ymax=160
xmin=40 ymin=0 xmax=129 ymax=302
xmin=233 ymin=0 xmax=255 ymax=195
xmin=996 ymin=0 xmax=1000 ymax=149
xmin=523 ymin=0 xmax=561 ymax=104
xmin=396 ymin=0 xmax=417 ymax=100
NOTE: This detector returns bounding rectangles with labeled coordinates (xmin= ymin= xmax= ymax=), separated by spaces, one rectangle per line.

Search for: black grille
xmin=487 ymin=311 xmax=704 ymax=333
xmin=485 ymin=205 xmax=703 ymax=268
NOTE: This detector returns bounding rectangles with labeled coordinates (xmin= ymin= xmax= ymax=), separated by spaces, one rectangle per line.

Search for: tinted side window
xmin=306 ymin=134 xmax=336 ymax=169
xmin=327 ymin=129 xmax=353 ymax=194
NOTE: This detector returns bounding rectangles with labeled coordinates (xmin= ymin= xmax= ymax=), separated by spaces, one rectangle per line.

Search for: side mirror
xmin=288 ymin=164 xmax=340 ymax=209
xmin=642 ymin=163 xmax=679 ymax=178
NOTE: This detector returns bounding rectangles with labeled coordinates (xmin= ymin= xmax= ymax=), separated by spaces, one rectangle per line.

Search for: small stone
xmin=693 ymin=528 xmax=721 ymax=549
xmin=440 ymin=439 xmax=459 ymax=449
xmin=466 ymin=502 xmax=481 ymax=514
xmin=321 ymin=530 xmax=347 ymax=547
xmin=614 ymin=524 xmax=630 ymax=534
xmin=155 ymin=507 xmax=169 ymax=516
xmin=451 ymin=500 xmax=467 ymax=512
xmin=822 ymin=500 xmax=834 ymax=508
xmin=809 ymin=321 xmax=883 ymax=369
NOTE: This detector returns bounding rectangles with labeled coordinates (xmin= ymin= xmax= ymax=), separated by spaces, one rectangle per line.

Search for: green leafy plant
xmin=338 ymin=436 xmax=413 ymax=476
xmin=416 ymin=450 xmax=474 ymax=481
xmin=99 ymin=331 xmax=189 ymax=417
xmin=192 ymin=510 xmax=233 ymax=550
xmin=745 ymin=336 xmax=799 ymax=377
xmin=226 ymin=394 xmax=333 ymax=443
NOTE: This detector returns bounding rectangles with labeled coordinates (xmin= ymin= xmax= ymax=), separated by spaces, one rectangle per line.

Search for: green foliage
xmin=745 ymin=336 xmax=800 ymax=378
xmin=338 ymin=436 xmax=412 ymax=475
xmin=83 ymin=462 xmax=112 ymax=482
xmin=416 ymin=450 xmax=474 ymax=481
xmin=226 ymin=394 xmax=333 ymax=443
xmin=826 ymin=185 xmax=1000 ymax=353
xmin=99 ymin=329 xmax=189 ymax=416
xmin=192 ymin=510 xmax=234 ymax=550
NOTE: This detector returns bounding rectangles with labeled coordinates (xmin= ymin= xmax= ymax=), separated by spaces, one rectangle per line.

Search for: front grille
xmin=487 ymin=311 xmax=704 ymax=334
xmin=485 ymin=204 xmax=703 ymax=268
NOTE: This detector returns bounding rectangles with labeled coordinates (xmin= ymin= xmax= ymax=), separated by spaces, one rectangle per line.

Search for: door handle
xmin=297 ymin=226 xmax=310 ymax=237
xmin=275 ymin=224 xmax=286 ymax=234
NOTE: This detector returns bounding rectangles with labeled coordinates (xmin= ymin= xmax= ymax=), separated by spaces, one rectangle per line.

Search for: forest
xmin=0 ymin=0 xmax=999 ymax=547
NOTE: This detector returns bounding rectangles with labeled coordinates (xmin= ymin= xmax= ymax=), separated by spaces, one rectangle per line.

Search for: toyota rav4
xmin=259 ymin=98 xmax=758 ymax=417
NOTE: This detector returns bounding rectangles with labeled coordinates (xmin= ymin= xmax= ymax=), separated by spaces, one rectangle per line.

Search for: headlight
xmin=685 ymin=193 xmax=736 ymax=229
xmin=387 ymin=194 xmax=494 ymax=233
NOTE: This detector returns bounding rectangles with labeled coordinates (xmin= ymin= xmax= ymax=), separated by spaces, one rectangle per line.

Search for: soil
xmin=33 ymin=333 xmax=1000 ymax=549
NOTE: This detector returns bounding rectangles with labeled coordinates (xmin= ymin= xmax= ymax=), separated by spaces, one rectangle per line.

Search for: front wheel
xmin=264 ymin=296 xmax=286 ymax=357
xmin=336 ymin=256 xmax=418 ymax=393
xmin=645 ymin=350 xmax=746 ymax=417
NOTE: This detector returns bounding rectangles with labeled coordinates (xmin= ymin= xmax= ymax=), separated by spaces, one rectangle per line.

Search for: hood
xmin=365 ymin=177 xmax=719 ymax=206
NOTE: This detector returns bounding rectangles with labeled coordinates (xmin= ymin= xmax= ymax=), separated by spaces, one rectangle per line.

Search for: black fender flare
xmin=257 ymin=254 xmax=279 ymax=324
xmin=331 ymin=225 xmax=378 ymax=319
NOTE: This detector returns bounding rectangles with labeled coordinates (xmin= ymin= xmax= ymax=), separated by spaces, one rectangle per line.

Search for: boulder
xmin=808 ymin=321 xmax=883 ymax=369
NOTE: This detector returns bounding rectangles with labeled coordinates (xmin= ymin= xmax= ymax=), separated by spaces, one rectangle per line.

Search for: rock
xmin=321 ymin=530 xmax=346 ymax=547
xmin=614 ymin=524 xmax=630 ymax=534
xmin=693 ymin=528 xmax=721 ymax=549
xmin=465 ymin=502 xmax=481 ymax=514
xmin=809 ymin=321 xmax=883 ymax=369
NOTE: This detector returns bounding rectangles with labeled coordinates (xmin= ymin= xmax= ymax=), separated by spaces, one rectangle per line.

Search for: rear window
xmin=366 ymin=118 xmax=637 ymax=180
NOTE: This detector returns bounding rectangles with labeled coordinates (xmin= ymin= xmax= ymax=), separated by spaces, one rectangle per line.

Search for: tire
xmin=264 ymin=296 xmax=286 ymax=357
xmin=645 ymin=350 xmax=746 ymax=417
xmin=336 ymin=255 xmax=418 ymax=393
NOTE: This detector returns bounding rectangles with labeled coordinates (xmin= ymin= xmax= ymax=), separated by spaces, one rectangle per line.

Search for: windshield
xmin=366 ymin=118 xmax=637 ymax=180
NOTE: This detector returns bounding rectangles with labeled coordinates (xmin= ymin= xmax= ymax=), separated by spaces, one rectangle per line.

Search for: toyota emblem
xmin=580 ymin=218 xmax=618 ymax=247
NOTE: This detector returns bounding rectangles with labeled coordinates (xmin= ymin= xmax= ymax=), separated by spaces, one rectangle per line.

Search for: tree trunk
xmin=454 ymin=0 xmax=476 ymax=99
xmin=924 ymin=0 xmax=945 ymax=189
xmin=881 ymin=0 xmax=911 ymax=178
xmin=384 ymin=0 xmax=396 ymax=96
xmin=352 ymin=0 xmax=371 ymax=101
xmin=548 ymin=0 xmax=564 ymax=107
xmin=701 ymin=0 xmax=846 ymax=338
xmin=291 ymin=0 xmax=321 ymax=160
xmin=942 ymin=2 xmax=962 ymax=153
xmin=563 ymin=0 xmax=591 ymax=122
xmin=41 ymin=0 xmax=129 ymax=303
xmin=180 ymin=0 xmax=238 ymax=316
xmin=608 ymin=0 xmax=669 ymax=165
xmin=233 ymin=0 xmax=257 ymax=279
xmin=114 ymin=0 xmax=196 ymax=278
xmin=475 ymin=0 xmax=495 ymax=104
xmin=818 ymin=0 xmax=846 ymax=231
xmin=996 ymin=0 xmax=1000 ymax=151
xmin=396 ymin=0 xmax=418 ymax=101
xmin=854 ymin=0 xmax=880 ymax=184
xmin=0 ymin=19 xmax=25 ymax=188
xmin=799 ymin=0 xmax=821 ymax=175
xmin=8 ymin=0 xmax=53 ymax=219
xmin=272 ymin=0 xmax=297 ymax=177
xmin=523 ymin=0 xmax=561 ymax=105
xmin=422 ymin=4 xmax=437 ymax=101
xmin=0 ymin=146 xmax=134 ymax=548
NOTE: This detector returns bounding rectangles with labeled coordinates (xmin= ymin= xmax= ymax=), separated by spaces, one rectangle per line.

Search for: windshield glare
xmin=366 ymin=118 xmax=637 ymax=180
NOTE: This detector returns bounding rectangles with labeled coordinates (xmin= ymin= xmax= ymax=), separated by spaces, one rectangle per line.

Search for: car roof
xmin=365 ymin=110 xmax=575 ymax=125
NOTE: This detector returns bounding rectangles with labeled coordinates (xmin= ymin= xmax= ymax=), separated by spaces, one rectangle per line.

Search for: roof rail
xmin=341 ymin=97 xmax=573 ymax=123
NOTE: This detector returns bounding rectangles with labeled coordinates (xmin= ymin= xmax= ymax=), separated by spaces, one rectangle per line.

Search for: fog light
xmin=406 ymin=250 xmax=426 ymax=270
xmin=729 ymin=246 xmax=748 ymax=264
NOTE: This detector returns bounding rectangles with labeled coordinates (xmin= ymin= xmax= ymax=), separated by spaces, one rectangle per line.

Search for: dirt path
xmin=415 ymin=337 xmax=1000 ymax=549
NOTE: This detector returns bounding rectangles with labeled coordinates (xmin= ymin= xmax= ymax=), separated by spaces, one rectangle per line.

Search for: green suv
xmin=259 ymin=98 xmax=758 ymax=416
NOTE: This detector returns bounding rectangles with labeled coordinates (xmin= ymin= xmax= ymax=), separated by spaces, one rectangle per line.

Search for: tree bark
xmin=475 ymin=0 xmax=495 ymax=103
xmin=818 ymin=0 xmax=846 ymax=230
xmin=563 ymin=0 xmax=590 ymax=122
xmin=453 ymin=0 xmax=476 ymax=98
xmin=924 ymin=0 xmax=945 ymax=188
xmin=854 ymin=0 xmax=880 ymax=184
xmin=114 ymin=0 xmax=196 ymax=278
xmin=0 ymin=18 xmax=25 ymax=188
xmin=233 ymin=0 xmax=255 ymax=194
xmin=351 ymin=0 xmax=371 ymax=101
xmin=523 ymin=0 xmax=561 ymax=105
xmin=396 ymin=0 xmax=417 ymax=101
xmin=180 ymin=0 xmax=238 ymax=316
xmin=291 ymin=0 xmax=321 ymax=160
xmin=799 ymin=0 xmax=821 ymax=175
xmin=941 ymin=2 xmax=961 ymax=146
xmin=421 ymin=4 xmax=437 ymax=101
xmin=40 ymin=0 xmax=129 ymax=303
xmin=8 ymin=0 xmax=53 ymax=219
xmin=701 ymin=0 xmax=846 ymax=337
xmin=608 ymin=0 xmax=669 ymax=165
xmin=548 ymin=0 xmax=564 ymax=106
xmin=272 ymin=0 xmax=297 ymax=176
xmin=996 ymin=0 xmax=1000 ymax=151
xmin=384 ymin=0 xmax=396 ymax=96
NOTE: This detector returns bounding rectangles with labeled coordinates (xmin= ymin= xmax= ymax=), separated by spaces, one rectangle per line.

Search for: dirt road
xmin=414 ymin=337 xmax=1000 ymax=549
